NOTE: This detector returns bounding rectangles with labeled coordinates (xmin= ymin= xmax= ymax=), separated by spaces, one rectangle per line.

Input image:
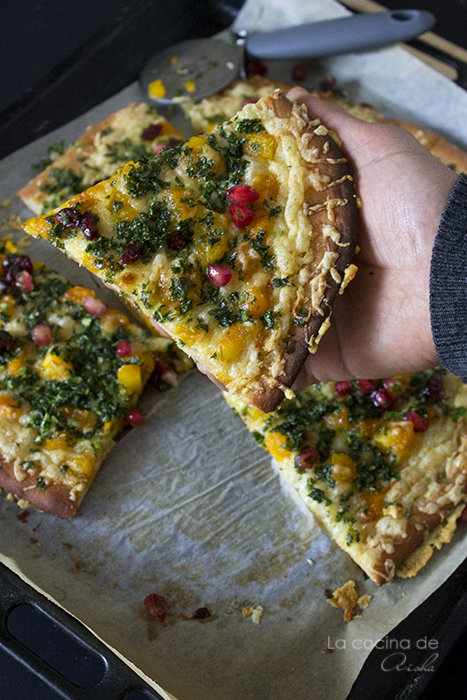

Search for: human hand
xmin=287 ymin=88 xmax=458 ymax=387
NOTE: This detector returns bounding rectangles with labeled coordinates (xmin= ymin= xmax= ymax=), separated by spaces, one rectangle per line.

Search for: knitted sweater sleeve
xmin=430 ymin=172 xmax=467 ymax=380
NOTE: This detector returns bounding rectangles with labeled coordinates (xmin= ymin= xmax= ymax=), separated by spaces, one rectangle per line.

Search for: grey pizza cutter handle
xmin=246 ymin=10 xmax=436 ymax=59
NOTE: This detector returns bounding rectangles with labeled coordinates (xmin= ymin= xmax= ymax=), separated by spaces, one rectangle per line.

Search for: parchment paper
xmin=2 ymin=1 xmax=467 ymax=699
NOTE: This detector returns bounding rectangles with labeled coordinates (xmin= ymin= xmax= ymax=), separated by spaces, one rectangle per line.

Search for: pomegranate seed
xmin=80 ymin=211 xmax=98 ymax=241
xmin=423 ymin=374 xmax=445 ymax=402
xmin=246 ymin=60 xmax=267 ymax=76
xmin=142 ymin=123 xmax=163 ymax=140
xmin=116 ymin=340 xmax=132 ymax=357
xmin=154 ymin=138 xmax=181 ymax=153
xmin=120 ymin=240 xmax=144 ymax=265
xmin=0 ymin=330 xmax=13 ymax=352
xmin=127 ymin=407 xmax=146 ymax=427
xmin=229 ymin=202 xmax=255 ymax=228
xmin=403 ymin=410 xmax=429 ymax=432
xmin=241 ymin=97 xmax=258 ymax=107
xmin=295 ymin=447 xmax=319 ymax=470
xmin=318 ymin=75 xmax=337 ymax=92
xmin=356 ymin=380 xmax=375 ymax=395
xmin=206 ymin=263 xmax=232 ymax=287
xmin=226 ymin=184 xmax=259 ymax=204
xmin=31 ymin=324 xmax=51 ymax=346
xmin=335 ymin=381 xmax=352 ymax=396
xmin=291 ymin=62 xmax=307 ymax=82
xmin=144 ymin=593 xmax=169 ymax=622
xmin=166 ymin=232 xmax=187 ymax=250
xmin=83 ymin=296 xmax=107 ymax=317
xmin=371 ymin=389 xmax=395 ymax=411
xmin=15 ymin=271 xmax=34 ymax=293
xmin=55 ymin=208 xmax=82 ymax=228
xmin=382 ymin=377 xmax=405 ymax=400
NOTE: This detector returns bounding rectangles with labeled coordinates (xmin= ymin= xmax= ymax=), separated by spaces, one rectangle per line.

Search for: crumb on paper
xmin=242 ymin=607 xmax=253 ymax=618
xmin=252 ymin=605 xmax=263 ymax=624
xmin=306 ymin=558 xmax=314 ymax=564
xmin=1 ymin=215 xmax=23 ymax=232
xmin=327 ymin=580 xmax=372 ymax=622
xmin=110 ymin=582 xmax=117 ymax=588
xmin=322 ymin=647 xmax=334 ymax=654
xmin=2 ymin=199 xmax=11 ymax=207
xmin=187 ymin=607 xmax=211 ymax=620
xmin=16 ymin=235 xmax=32 ymax=248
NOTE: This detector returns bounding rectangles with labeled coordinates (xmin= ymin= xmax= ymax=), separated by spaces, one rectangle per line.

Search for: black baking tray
xmin=1 ymin=0 xmax=467 ymax=698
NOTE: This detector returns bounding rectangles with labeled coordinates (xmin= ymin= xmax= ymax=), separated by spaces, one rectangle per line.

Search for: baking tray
xmin=2 ymin=1 xmax=467 ymax=698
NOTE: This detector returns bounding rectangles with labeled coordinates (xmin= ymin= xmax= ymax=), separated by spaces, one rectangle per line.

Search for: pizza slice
xmin=0 ymin=240 xmax=185 ymax=518
xmin=225 ymin=370 xmax=467 ymax=585
xmin=18 ymin=102 xmax=184 ymax=215
xmin=23 ymin=91 xmax=358 ymax=413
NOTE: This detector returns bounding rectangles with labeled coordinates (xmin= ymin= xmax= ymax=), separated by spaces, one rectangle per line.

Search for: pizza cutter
xmin=140 ymin=9 xmax=435 ymax=104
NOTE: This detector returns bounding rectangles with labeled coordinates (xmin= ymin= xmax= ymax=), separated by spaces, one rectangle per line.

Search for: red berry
xmin=152 ymin=357 xmax=177 ymax=391
xmin=226 ymin=184 xmax=259 ymax=204
xmin=144 ymin=593 xmax=169 ymax=623
xmin=83 ymin=296 xmax=106 ymax=317
xmin=382 ymin=377 xmax=405 ymax=400
xmin=127 ymin=407 xmax=146 ymax=427
xmin=120 ymin=240 xmax=144 ymax=265
xmin=55 ymin=208 xmax=82 ymax=228
xmin=166 ymin=232 xmax=187 ymax=250
xmin=291 ymin=62 xmax=307 ymax=82
xmin=80 ymin=211 xmax=98 ymax=240
xmin=246 ymin=60 xmax=267 ymax=76
xmin=403 ymin=410 xmax=428 ymax=432
xmin=335 ymin=381 xmax=352 ymax=396
xmin=423 ymin=375 xmax=445 ymax=402
xmin=154 ymin=138 xmax=181 ymax=153
xmin=31 ymin=324 xmax=51 ymax=346
xmin=229 ymin=202 xmax=255 ymax=228
xmin=295 ymin=448 xmax=319 ymax=470
xmin=356 ymin=380 xmax=375 ymax=395
xmin=371 ymin=389 xmax=395 ymax=411
xmin=116 ymin=340 xmax=132 ymax=357
xmin=142 ymin=123 xmax=163 ymax=141
xmin=16 ymin=271 xmax=34 ymax=293
xmin=206 ymin=263 xmax=232 ymax=288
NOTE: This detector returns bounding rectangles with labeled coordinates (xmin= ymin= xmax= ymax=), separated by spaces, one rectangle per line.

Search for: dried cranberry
xmin=0 ymin=330 xmax=13 ymax=352
xmin=154 ymin=138 xmax=182 ymax=153
xmin=55 ymin=208 xmax=82 ymax=229
xmin=335 ymin=381 xmax=352 ymax=396
xmin=382 ymin=377 xmax=405 ymax=400
xmin=116 ymin=340 xmax=132 ymax=357
xmin=356 ymin=379 xmax=375 ymax=395
xmin=318 ymin=75 xmax=337 ymax=92
xmin=226 ymin=184 xmax=259 ymax=204
xmin=291 ymin=62 xmax=307 ymax=82
xmin=80 ymin=211 xmax=98 ymax=241
xmin=206 ymin=263 xmax=232 ymax=287
xmin=3 ymin=254 xmax=33 ymax=275
xmin=246 ymin=60 xmax=267 ymax=76
xmin=295 ymin=448 xmax=319 ymax=470
xmin=127 ymin=407 xmax=146 ymax=427
xmin=31 ymin=324 xmax=51 ymax=347
xmin=142 ymin=123 xmax=163 ymax=140
xmin=403 ymin=410 xmax=429 ymax=433
xmin=229 ymin=202 xmax=255 ymax=228
xmin=423 ymin=374 xmax=445 ymax=402
xmin=371 ymin=389 xmax=395 ymax=411
xmin=144 ymin=593 xmax=169 ymax=623
xmin=120 ymin=240 xmax=144 ymax=265
xmin=166 ymin=232 xmax=187 ymax=250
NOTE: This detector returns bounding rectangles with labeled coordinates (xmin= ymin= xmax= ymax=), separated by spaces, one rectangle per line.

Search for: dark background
xmin=1 ymin=1 xmax=467 ymax=698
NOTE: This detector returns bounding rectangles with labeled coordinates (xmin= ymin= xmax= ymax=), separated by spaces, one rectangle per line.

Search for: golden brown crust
xmin=246 ymin=93 xmax=357 ymax=413
xmin=0 ymin=454 xmax=83 ymax=519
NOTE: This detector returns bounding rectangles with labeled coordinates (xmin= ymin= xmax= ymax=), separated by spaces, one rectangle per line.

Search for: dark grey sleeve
xmin=430 ymin=172 xmax=467 ymax=380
